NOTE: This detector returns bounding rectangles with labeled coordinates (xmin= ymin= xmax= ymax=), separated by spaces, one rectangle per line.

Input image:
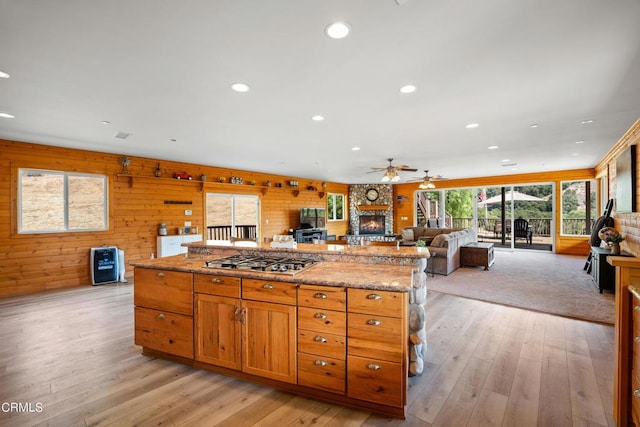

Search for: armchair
xmin=514 ymin=218 xmax=533 ymax=245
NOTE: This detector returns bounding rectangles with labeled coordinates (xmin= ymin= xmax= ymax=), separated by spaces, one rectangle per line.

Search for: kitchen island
xmin=131 ymin=241 xmax=429 ymax=418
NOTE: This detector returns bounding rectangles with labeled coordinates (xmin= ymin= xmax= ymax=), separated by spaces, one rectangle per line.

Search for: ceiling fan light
xmin=381 ymin=174 xmax=391 ymax=182
xmin=419 ymin=181 xmax=435 ymax=189
xmin=391 ymin=175 xmax=401 ymax=182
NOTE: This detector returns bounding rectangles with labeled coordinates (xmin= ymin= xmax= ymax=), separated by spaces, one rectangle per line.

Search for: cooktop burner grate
xmin=205 ymin=255 xmax=317 ymax=274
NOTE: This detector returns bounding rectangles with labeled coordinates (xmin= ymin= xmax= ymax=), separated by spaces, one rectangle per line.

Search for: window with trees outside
xmin=18 ymin=169 xmax=108 ymax=233
xmin=327 ymin=193 xmax=345 ymax=221
xmin=560 ymin=180 xmax=596 ymax=236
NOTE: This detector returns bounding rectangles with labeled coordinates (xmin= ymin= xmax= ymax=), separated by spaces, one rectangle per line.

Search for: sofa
xmin=401 ymin=227 xmax=477 ymax=275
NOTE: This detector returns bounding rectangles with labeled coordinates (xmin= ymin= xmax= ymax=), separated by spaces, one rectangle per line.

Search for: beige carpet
xmin=427 ymin=250 xmax=615 ymax=324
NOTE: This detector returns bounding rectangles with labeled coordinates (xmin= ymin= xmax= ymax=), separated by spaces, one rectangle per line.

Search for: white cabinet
xmin=157 ymin=234 xmax=202 ymax=257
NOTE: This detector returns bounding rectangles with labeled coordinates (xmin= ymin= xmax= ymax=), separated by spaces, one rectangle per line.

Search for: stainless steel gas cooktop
xmin=204 ymin=255 xmax=317 ymax=274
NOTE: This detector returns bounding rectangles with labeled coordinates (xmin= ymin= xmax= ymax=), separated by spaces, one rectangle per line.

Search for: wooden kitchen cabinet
xmin=194 ymin=294 xmax=241 ymax=370
xmin=242 ymin=299 xmax=297 ymax=383
xmin=134 ymin=268 xmax=194 ymax=358
xmin=134 ymin=268 xmax=193 ymax=315
xmin=240 ymin=278 xmax=298 ymax=384
xmin=297 ymin=285 xmax=347 ymax=393
xmin=346 ymin=288 xmax=407 ymax=408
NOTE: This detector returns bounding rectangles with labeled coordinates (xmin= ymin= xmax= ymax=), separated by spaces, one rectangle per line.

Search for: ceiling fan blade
xmin=396 ymin=166 xmax=418 ymax=172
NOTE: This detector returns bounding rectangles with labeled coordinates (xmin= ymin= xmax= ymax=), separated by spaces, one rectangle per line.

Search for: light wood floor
xmin=0 ymin=283 xmax=614 ymax=426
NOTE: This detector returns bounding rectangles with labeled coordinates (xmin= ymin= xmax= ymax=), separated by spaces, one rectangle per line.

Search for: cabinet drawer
xmin=348 ymin=313 xmax=403 ymax=363
xmin=298 ymin=352 xmax=345 ymax=393
xmin=134 ymin=268 xmax=193 ymax=315
xmin=134 ymin=307 xmax=193 ymax=359
xmin=633 ymin=371 xmax=640 ymax=426
xmin=347 ymin=288 xmax=404 ymax=318
xmin=298 ymin=329 xmax=345 ymax=359
xmin=298 ymin=285 xmax=346 ymax=311
xmin=242 ymin=279 xmax=297 ymax=305
xmin=298 ymin=307 xmax=346 ymax=335
xmin=194 ymin=274 xmax=240 ymax=298
xmin=634 ymin=301 xmax=640 ymax=330
xmin=347 ymin=355 xmax=404 ymax=408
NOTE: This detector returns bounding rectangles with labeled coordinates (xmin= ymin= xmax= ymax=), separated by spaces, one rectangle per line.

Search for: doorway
xmin=206 ymin=193 xmax=259 ymax=242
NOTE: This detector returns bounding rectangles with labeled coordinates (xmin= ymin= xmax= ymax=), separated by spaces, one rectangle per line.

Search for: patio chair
xmin=514 ymin=218 xmax=533 ymax=245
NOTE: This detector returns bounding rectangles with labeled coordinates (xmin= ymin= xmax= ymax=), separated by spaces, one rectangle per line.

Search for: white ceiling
xmin=1 ymin=0 xmax=640 ymax=184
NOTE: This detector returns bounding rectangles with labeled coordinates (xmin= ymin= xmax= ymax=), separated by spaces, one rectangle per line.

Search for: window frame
xmin=559 ymin=179 xmax=596 ymax=236
xmin=327 ymin=193 xmax=345 ymax=221
xmin=18 ymin=168 xmax=109 ymax=234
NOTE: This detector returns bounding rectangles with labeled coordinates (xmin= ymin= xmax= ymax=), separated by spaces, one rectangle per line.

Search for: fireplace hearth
xmin=359 ymin=215 xmax=385 ymax=235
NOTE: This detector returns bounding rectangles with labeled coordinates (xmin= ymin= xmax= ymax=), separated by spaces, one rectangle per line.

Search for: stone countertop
xmin=130 ymin=254 xmax=416 ymax=292
xmin=187 ymin=240 xmax=430 ymax=260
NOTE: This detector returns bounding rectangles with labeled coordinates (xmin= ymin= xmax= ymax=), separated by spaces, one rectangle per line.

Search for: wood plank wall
xmin=0 ymin=139 xmax=349 ymax=297
xmin=595 ymin=118 xmax=640 ymax=257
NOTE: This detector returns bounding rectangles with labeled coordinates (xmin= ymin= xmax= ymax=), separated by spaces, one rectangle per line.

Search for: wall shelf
xmin=356 ymin=205 xmax=389 ymax=211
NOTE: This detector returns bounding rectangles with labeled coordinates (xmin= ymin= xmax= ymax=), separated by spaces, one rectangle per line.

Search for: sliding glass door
xmin=206 ymin=193 xmax=259 ymax=242
xmin=416 ymin=183 xmax=554 ymax=251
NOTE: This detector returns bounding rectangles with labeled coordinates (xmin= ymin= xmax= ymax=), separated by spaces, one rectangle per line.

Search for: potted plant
xmin=598 ymin=227 xmax=626 ymax=255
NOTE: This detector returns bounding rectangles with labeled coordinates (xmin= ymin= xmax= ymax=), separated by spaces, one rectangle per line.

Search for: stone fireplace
xmin=348 ymin=184 xmax=393 ymax=235
xmin=358 ymin=215 xmax=385 ymax=235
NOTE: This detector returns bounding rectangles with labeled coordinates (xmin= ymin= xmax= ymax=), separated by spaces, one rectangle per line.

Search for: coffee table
xmin=460 ymin=242 xmax=495 ymax=270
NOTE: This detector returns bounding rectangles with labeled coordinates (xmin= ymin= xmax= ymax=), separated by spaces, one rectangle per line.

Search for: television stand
xmin=293 ymin=229 xmax=327 ymax=243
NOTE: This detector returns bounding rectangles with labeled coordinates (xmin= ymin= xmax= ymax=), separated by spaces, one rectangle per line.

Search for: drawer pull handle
xmin=366 ymin=294 xmax=382 ymax=300
xmin=314 ymin=312 xmax=328 ymax=319
xmin=635 ymin=389 xmax=640 ymax=399
xmin=156 ymin=313 xmax=166 ymax=320
xmin=367 ymin=363 xmax=381 ymax=370
xmin=157 ymin=272 xmax=166 ymax=278
xmin=211 ymin=278 xmax=223 ymax=284
xmin=366 ymin=319 xmax=382 ymax=326
xmin=313 ymin=336 xmax=328 ymax=343
xmin=314 ymin=360 xmax=327 ymax=367
xmin=314 ymin=292 xmax=327 ymax=299
xmin=262 ymin=283 xmax=275 ymax=290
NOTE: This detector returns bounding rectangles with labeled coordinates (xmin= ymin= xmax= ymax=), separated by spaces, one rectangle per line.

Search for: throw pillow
xmin=401 ymin=228 xmax=414 ymax=241
xmin=431 ymin=234 xmax=447 ymax=247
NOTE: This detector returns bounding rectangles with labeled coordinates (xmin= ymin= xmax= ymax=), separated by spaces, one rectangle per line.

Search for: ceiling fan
xmin=368 ymin=158 xmax=418 ymax=182
xmin=408 ymin=170 xmax=448 ymax=189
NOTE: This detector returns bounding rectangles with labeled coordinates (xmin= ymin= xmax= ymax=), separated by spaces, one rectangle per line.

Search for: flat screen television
xmin=300 ymin=208 xmax=326 ymax=229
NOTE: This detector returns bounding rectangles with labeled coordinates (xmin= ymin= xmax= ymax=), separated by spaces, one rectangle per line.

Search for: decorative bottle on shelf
xmin=158 ymin=223 xmax=167 ymax=236
xmin=154 ymin=163 xmax=161 ymax=177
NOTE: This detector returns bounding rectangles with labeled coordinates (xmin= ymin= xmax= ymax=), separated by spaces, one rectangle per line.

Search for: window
xmin=327 ymin=193 xmax=345 ymax=221
xmin=561 ymin=180 xmax=596 ymax=235
xmin=18 ymin=169 xmax=108 ymax=233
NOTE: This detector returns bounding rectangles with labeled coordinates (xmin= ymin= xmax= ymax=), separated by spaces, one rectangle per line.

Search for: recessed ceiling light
xmin=488 ymin=145 xmax=499 ymax=150
xmin=101 ymin=120 xmax=110 ymax=125
xmin=0 ymin=112 xmax=15 ymax=119
xmin=170 ymin=138 xmax=177 ymax=142
xmin=530 ymin=124 xmax=539 ymax=128
xmin=581 ymin=119 xmax=593 ymax=124
xmin=501 ymin=159 xmax=510 ymax=162
xmin=231 ymin=82 xmax=250 ymax=92
xmin=0 ymin=70 xmax=9 ymax=79
xmin=465 ymin=123 xmax=479 ymax=129
xmin=351 ymin=146 xmax=360 ymax=151
xmin=575 ymin=140 xmax=584 ymax=144
xmin=325 ymin=22 xmax=350 ymax=39
xmin=399 ymin=85 xmax=416 ymax=94
xmin=571 ymin=153 xmax=581 ymax=156
xmin=311 ymin=115 xmax=325 ymax=121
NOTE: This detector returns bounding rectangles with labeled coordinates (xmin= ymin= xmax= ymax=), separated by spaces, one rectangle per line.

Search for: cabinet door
xmin=242 ymin=300 xmax=297 ymax=383
xmin=195 ymin=294 xmax=241 ymax=370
